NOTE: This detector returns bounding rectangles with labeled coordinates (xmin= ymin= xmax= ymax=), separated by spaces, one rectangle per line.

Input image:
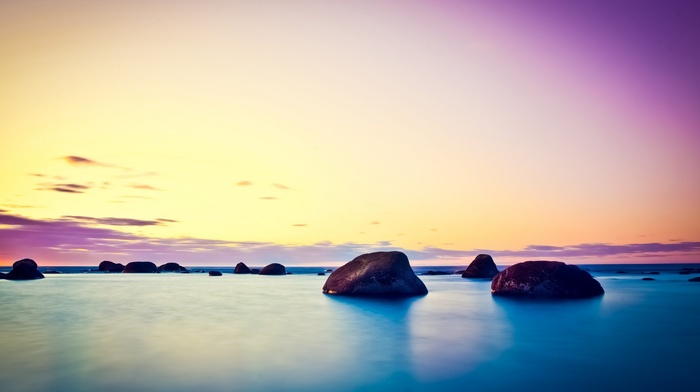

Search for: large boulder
xmin=157 ymin=262 xmax=188 ymax=273
xmin=123 ymin=261 xmax=158 ymax=273
xmin=1 ymin=258 xmax=45 ymax=280
xmin=234 ymin=262 xmax=252 ymax=274
xmin=99 ymin=260 xmax=125 ymax=273
xmin=462 ymin=254 xmax=499 ymax=279
xmin=259 ymin=263 xmax=286 ymax=275
xmin=322 ymin=251 xmax=428 ymax=296
xmin=491 ymin=260 xmax=604 ymax=298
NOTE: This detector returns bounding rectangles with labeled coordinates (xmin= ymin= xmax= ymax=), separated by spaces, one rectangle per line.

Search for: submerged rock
xmin=462 ymin=254 xmax=499 ymax=279
xmin=259 ymin=263 xmax=286 ymax=275
xmin=157 ymin=262 xmax=188 ymax=273
xmin=209 ymin=270 xmax=222 ymax=276
xmin=1 ymin=258 xmax=45 ymax=280
xmin=234 ymin=262 xmax=252 ymax=274
xmin=642 ymin=277 xmax=656 ymax=281
xmin=491 ymin=260 xmax=604 ymax=299
xmin=322 ymin=251 xmax=428 ymax=296
xmin=123 ymin=261 xmax=158 ymax=273
xmin=424 ymin=270 xmax=451 ymax=276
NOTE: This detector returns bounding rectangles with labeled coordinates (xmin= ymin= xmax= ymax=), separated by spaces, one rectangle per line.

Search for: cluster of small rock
xmin=7 ymin=252 xmax=700 ymax=299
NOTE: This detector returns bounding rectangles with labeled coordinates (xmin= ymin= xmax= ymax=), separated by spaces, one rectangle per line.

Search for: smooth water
xmin=1 ymin=268 xmax=699 ymax=391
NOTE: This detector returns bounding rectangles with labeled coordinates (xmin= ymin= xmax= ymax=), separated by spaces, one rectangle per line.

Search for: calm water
xmin=1 ymin=266 xmax=699 ymax=391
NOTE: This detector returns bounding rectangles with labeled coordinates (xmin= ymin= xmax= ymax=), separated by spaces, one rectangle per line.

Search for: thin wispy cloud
xmin=292 ymin=224 xmax=307 ymax=227
xmin=370 ymin=221 xmax=380 ymax=225
xmin=38 ymin=183 xmax=91 ymax=194
xmin=61 ymin=155 xmax=157 ymax=178
xmin=60 ymin=215 xmax=177 ymax=227
xmin=128 ymin=184 xmax=162 ymax=191
xmin=236 ymin=181 xmax=253 ymax=186
xmin=63 ymin=156 xmax=103 ymax=166
xmin=273 ymin=183 xmax=291 ymax=190
xmin=260 ymin=196 xmax=277 ymax=200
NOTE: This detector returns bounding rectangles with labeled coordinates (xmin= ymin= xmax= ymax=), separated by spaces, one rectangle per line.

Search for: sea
xmin=1 ymin=263 xmax=699 ymax=392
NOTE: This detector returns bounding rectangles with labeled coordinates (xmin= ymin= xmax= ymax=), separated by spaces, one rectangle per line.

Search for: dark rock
xmin=318 ymin=272 xmax=326 ymax=276
xmin=646 ymin=271 xmax=660 ymax=275
xmin=157 ymin=262 xmax=188 ymax=273
xmin=462 ymin=254 xmax=499 ymax=279
xmin=251 ymin=269 xmax=261 ymax=274
xmin=43 ymin=270 xmax=61 ymax=274
xmin=322 ymin=251 xmax=428 ymax=296
xmin=1 ymin=258 xmax=45 ymax=280
xmin=325 ymin=269 xmax=333 ymax=272
xmin=98 ymin=260 xmax=125 ymax=273
xmin=424 ymin=270 xmax=451 ymax=275
xmin=642 ymin=277 xmax=655 ymax=281
xmin=259 ymin=263 xmax=286 ymax=275
xmin=234 ymin=262 xmax=252 ymax=274
xmin=123 ymin=261 xmax=158 ymax=273
xmin=491 ymin=260 xmax=604 ymax=299
xmin=689 ymin=277 xmax=700 ymax=282
xmin=679 ymin=271 xmax=691 ymax=275
xmin=209 ymin=270 xmax=222 ymax=276
xmin=616 ymin=271 xmax=627 ymax=274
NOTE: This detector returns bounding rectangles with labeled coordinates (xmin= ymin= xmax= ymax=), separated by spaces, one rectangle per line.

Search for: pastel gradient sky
xmin=2 ymin=0 xmax=699 ymax=266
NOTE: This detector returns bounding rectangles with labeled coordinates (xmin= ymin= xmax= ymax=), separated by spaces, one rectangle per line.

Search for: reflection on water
xmin=1 ymin=274 xmax=699 ymax=391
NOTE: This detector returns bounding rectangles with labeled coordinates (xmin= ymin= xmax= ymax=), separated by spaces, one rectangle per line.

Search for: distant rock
xmin=234 ymin=262 xmax=252 ymax=274
xmin=424 ymin=270 xmax=451 ymax=275
xmin=209 ymin=270 xmax=222 ymax=276
xmin=322 ymin=251 xmax=428 ymax=296
xmin=318 ymin=272 xmax=326 ymax=276
xmin=491 ymin=260 xmax=604 ymax=299
xmin=642 ymin=277 xmax=655 ymax=281
xmin=1 ymin=258 xmax=45 ymax=280
xmin=689 ymin=277 xmax=700 ymax=282
xmin=99 ymin=261 xmax=125 ymax=273
xmin=462 ymin=254 xmax=499 ymax=279
xmin=251 ymin=269 xmax=261 ymax=274
xmin=646 ymin=271 xmax=660 ymax=275
xmin=123 ymin=261 xmax=158 ymax=273
xmin=259 ymin=263 xmax=286 ymax=275
xmin=325 ymin=269 xmax=333 ymax=272
xmin=43 ymin=270 xmax=61 ymax=274
xmin=157 ymin=262 xmax=188 ymax=273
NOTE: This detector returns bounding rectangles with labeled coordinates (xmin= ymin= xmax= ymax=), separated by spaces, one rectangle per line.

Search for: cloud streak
xmin=1 ymin=211 xmax=698 ymax=266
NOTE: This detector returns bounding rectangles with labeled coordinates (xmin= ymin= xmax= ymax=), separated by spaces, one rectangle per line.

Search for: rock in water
xmin=1 ymin=258 xmax=45 ymax=280
xmin=491 ymin=261 xmax=604 ymax=298
xmin=123 ymin=261 xmax=158 ymax=273
xmin=322 ymin=251 xmax=428 ymax=296
xmin=98 ymin=261 xmax=125 ymax=272
xmin=259 ymin=263 xmax=286 ymax=275
xmin=234 ymin=262 xmax=252 ymax=274
xmin=461 ymin=254 xmax=499 ymax=279
xmin=157 ymin=262 xmax=188 ymax=273
xmin=689 ymin=277 xmax=700 ymax=282
xmin=209 ymin=270 xmax=222 ymax=276
xmin=642 ymin=277 xmax=655 ymax=281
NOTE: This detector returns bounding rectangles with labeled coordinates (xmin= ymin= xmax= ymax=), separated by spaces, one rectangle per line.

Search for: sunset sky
xmin=1 ymin=0 xmax=699 ymax=266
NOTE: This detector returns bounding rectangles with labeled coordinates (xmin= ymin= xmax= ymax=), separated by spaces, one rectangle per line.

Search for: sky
xmin=1 ymin=0 xmax=699 ymax=266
